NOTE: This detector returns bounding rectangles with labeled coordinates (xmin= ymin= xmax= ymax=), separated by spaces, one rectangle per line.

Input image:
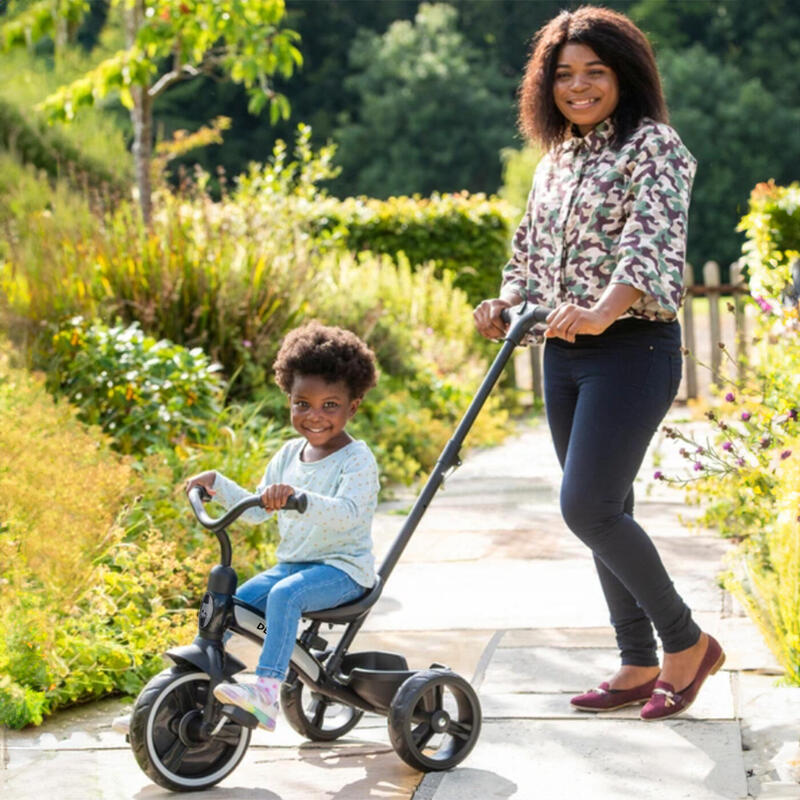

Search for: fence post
xmin=730 ymin=259 xmax=748 ymax=383
xmin=682 ymin=262 xmax=697 ymax=400
xmin=703 ymin=260 xmax=722 ymax=387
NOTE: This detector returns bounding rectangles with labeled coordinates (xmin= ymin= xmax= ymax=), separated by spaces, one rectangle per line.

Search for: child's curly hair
xmin=273 ymin=321 xmax=378 ymax=399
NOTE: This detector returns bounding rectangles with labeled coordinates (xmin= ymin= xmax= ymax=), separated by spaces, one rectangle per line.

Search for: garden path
xmin=2 ymin=412 xmax=799 ymax=799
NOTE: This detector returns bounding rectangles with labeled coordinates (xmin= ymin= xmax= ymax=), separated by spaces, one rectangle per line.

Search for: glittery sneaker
xmin=213 ymin=680 xmax=279 ymax=731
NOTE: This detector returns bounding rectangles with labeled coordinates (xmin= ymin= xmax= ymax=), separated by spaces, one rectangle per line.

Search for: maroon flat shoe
xmin=571 ymin=676 xmax=659 ymax=712
xmin=640 ymin=634 xmax=726 ymax=721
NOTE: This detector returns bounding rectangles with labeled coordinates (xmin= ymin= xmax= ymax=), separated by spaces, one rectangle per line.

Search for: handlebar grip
xmin=500 ymin=303 xmax=552 ymax=324
xmin=284 ymin=493 xmax=308 ymax=513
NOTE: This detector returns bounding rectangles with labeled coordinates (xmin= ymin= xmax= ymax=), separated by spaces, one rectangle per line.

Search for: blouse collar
xmin=563 ymin=118 xmax=616 ymax=153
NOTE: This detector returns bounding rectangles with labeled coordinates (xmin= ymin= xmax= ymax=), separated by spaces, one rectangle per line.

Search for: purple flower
xmin=242 ymin=339 xmax=253 ymax=348
xmin=736 ymin=458 xmax=746 ymax=467
xmin=696 ymin=446 xmax=705 ymax=455
xmin=781 ymin=450 xmax=792 ymax=460
xmin=790 ymin=409 xmax=798 ymax=422
xmin=722 ymin=441 xmax=733 ymax=451
xmin=725 ymin=392 xmax=736 ymax=402
xmin=694 ymin=461 xmax=704 ymax=471
xmin=741 ymin=411 xmax=752 ymax=421
xmin=754 ymin=295 xmax=774 ymax=314
xmin=653 ymin=471 xmax=664 ymax=480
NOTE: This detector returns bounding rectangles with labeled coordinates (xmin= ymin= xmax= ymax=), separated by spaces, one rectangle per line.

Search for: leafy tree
xmin=659 ymin=44 xmax=800 ymax=274
xmin=1 ymin=0 xmax=302 ymax=222
xmin=333 ymin=2 xmax=515 ymax=198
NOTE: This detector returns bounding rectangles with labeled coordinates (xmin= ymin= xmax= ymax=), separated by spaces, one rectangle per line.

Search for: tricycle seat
xmin=304 ymin=576 xmax=383 ymax=623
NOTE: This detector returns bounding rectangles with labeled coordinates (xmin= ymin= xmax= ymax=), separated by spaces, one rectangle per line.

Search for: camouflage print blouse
xmin=500 ymin=118 xmax=696 ymax=332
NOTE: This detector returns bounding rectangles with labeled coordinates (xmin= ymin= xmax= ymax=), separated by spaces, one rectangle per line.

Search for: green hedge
xmin=312 ymin=191 xmax=514 ymax=306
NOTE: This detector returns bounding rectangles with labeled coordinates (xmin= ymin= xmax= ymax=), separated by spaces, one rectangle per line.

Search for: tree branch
xmin=148 ymin=64 xmax=201 ymax=99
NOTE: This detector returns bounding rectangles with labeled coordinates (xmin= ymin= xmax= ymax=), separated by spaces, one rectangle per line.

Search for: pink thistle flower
xmin=653 ymin=471 xmax=664 ymax=480
xmin=781 ymin=450 xmax=792 ymax=460
xmin=694 ymin=461 xmax=704 ymax=471
xmin=722 ymin=441 xmax=733 ymax=451
xmin=725 ymin=392 xmax=735 ymax=402
xmin=741 ymin=411 xmax=752 ymax=421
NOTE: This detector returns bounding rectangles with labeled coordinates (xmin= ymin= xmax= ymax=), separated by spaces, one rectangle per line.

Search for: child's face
xmin=289 ymin=374 xmax=361 ymax=451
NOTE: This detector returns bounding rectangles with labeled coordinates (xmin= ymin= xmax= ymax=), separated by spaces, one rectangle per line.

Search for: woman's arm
xmin=544 ymin=283 xmax=644 ymax=342
xmin=609 ymin=126 xmax=696 ymax=315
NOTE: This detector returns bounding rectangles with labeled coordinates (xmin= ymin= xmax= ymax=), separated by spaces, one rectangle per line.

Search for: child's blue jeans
xmin=235 ymin=561 xmax=364 ymax=680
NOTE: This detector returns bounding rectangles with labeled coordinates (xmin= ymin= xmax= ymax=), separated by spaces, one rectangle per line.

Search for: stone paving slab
xmin=1 ymin=740 xmax=420 ymax=800
xmin=480 ymin=671 xmax=735 ymax=721
xmin=480 ymin=643 xmax=734 ymax=717
xmin=420 ymin=718 xmax=748 ymax=800
xmin=361 ymin=556 xmax=723 ymax=634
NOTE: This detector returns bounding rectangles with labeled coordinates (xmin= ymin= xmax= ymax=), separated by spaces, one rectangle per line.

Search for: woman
xmin=474 ymin=6 xmax=724 ymax=721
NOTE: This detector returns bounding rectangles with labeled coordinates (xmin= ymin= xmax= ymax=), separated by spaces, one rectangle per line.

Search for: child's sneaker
xmin=213 ymin=679 xmax=279 ymax=731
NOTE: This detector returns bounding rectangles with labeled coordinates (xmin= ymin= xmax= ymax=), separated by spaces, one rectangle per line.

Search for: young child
xmin=185 ymin=321 xmax=379 ymax=731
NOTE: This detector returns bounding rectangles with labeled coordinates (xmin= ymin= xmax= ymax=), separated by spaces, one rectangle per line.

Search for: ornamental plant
xmin=45 ymin=318 xmax=223 ymax=455
xmin=738 ymin=180 xmax=800 ymax=304
xmin=657 ymin=342 xmax=797 ymax=544
xmin=724 ymin=436 xmax=800 ymax=685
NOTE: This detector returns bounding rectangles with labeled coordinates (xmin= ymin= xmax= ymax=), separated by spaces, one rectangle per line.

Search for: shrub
xmin=723 ymin=436 xmax=800 ymax=685
xmin=310 ymin=191 xmax=514 ymax=306
xmin=0 ymin=347 xmax=136 ymax=595
xmin=308 ymin=253 xmax=511 ymax=484
xmin=44 ymin=318 xmax=224 ymax=455
xmin=0 ymin=348 xmax=204 ymax=727
xmin=738 ymin=180 xmax=800 ymax=302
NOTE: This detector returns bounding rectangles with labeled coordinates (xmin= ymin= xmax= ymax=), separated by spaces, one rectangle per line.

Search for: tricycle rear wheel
xmin=281 ymin=675 xmax=363 ymax=741
xmin=388 ymin=668 xmax=481 ymax=771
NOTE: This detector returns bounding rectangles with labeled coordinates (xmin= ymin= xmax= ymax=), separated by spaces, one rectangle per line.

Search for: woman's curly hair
xmin=519 ymin=6 xmax=667 ymax=151
xmin=273 ymin=321 xmax=378 ymax=399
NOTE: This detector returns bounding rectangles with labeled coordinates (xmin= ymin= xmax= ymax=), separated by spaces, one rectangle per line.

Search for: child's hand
xmin=185 ymin=470 xmax=217 ymax=496
xmin=260 ymin=483 xmax=296 ymax=512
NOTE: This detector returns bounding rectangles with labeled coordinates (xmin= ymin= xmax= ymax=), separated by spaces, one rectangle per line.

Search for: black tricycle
xmin=126 ymin=303 xmax=550 ymax=792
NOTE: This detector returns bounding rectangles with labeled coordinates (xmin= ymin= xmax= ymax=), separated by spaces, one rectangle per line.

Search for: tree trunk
xmin=126 ymin=0 xmax=152 ymax=225
xmin=131 ymin=88 xmax=153 ymax=225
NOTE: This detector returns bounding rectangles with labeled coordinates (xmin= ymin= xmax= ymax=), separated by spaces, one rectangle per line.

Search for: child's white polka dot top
xmin=212 ymin=439 xmax=378 ymax=588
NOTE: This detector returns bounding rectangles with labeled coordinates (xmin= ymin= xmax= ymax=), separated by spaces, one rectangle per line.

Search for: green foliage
xmin=0 ymin=135 xmax=325 ymax=399
xmin=659 ymin=186 xmax=800 ymax=684
xmin=13 ymin=0 xmax=302 ymax=123
xmin=44 ymin=318 xmax=224 ymax=455
xmin=313 ymin=191 xmax=513 ymax=306
xmin=658 ymin=45 xmax=800 ymax=273
xmin=333 ymin=2 xmax=515 ymax=199
xmin=0 ymin=41 xmax=131 ymax=180
xmin=0 ymin=344 xmax=290 ymax=728
xmin=0 ymin=348 xmax=201 ymax=728
xmin=309 ymin=254 xmax=511 ymax=484
xmin=738 ymin=180 xmax=800 ymax=302
xmin=498 ymin=145 xmax=542 ymax=217
xmin=0 ymin=94 xmax=125 ymax=192
xmin=726 ymin=443 xmax=800 ymax=684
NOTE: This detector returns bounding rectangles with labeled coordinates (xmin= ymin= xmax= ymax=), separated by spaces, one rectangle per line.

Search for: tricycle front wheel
xmin=129 ymin=666 xmax=251 ymax=792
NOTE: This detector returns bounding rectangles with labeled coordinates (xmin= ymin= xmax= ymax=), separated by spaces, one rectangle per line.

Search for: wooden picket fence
xmin=524 ymin=259 xmax=750 ymax=403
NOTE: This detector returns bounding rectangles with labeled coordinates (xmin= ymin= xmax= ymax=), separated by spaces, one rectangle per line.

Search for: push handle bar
xmin=188 ymin=485 xmax=307 ymax=532
xmin=499 ymin=302 xmax=553 ymax=346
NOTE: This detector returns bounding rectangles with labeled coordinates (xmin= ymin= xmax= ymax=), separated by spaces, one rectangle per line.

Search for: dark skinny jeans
xmin=543 ymin=317 xmax=700 ymax=666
